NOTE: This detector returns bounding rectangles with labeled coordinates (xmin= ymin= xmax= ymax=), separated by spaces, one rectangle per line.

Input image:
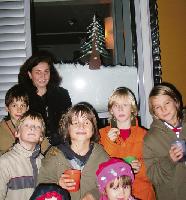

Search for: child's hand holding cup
xmin=108 ymin=119 xmax=120 ymax=142
xmin=108 ymin=128 xmax=120 ymax=142
xmin=123 ymin=156 xmax=136 ymax=164
xmin=61 ymin=169 xmax=81 ymax=192
xmin=170 ymin=140 xmax=186 ymax=162
xmin=172 ymin=140 xmax=186 ymax=153
xmin=123 ymin=156 xmax=141 ymax=174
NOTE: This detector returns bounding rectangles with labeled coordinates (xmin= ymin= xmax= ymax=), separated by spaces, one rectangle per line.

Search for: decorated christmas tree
xmin=80 ymin=15 xmax=108 ymax=69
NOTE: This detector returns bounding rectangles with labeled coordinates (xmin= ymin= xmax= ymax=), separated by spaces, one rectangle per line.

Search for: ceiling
xmin=32 ymin=0 xmax=112 ymax=45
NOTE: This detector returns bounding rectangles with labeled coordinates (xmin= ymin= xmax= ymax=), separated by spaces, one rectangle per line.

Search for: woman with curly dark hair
xmin=18 ymin=51 xmax=72 ymax=146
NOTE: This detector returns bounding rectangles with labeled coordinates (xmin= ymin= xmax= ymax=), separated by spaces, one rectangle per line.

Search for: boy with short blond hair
xmin=0 ymin=111 xmax=45 ymax=200
xmin=0 ymin=84 xmax=29 ymax=155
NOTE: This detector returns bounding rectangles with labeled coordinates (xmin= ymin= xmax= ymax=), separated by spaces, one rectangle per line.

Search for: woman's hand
xmin=81 ymin=193 xmax=95 ymax=200
xmin=108 ymin=128 xmax=120 ymax=142
xmin=169 ymin=145 xmax=184 ymax=162
xmin=58 ymin=173 xmax=76 ymax=191
xmin=130 ymin=159 xmax=141 ymax=174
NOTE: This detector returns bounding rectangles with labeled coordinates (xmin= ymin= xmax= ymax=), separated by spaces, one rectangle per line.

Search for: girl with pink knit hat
xmin=96 ymin=158 xmax=135 ymax=200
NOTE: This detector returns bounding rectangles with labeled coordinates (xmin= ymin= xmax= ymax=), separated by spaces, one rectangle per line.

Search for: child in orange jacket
xmin=99 ymin=87 xmax=155 ymax=200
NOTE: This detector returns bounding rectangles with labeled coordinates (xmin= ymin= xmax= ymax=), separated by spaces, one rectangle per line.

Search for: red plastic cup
xmin=64 ymin=169 xmax=81 ymax=192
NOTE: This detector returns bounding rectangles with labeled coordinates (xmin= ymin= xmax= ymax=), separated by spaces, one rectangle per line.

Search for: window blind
xmin=0 ymin=0 xmax=31 ymax=119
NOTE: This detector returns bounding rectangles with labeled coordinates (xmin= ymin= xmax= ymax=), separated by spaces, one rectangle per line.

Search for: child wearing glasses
xmin=38 ymin=103 xmax=109 ymax=200
xmin=0 ymin=111 xmax=45 ymax=200
xmin=99 ymin=87 xmax=155 ymax=200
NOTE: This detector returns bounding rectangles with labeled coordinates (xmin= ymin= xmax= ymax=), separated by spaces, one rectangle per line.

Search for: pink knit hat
xmin=96 ymin=158 xmax=134 ymax=193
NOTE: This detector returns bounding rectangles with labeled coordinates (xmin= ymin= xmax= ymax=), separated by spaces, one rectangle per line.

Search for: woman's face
xmin=28 ymin=62 xmax=50 ymax=90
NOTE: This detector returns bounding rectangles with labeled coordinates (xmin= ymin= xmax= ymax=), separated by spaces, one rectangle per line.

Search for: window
xmin=0 ymin=0 xmax=31 ymax=119
xmin=32 ymin=0 xmax=113 ymax=65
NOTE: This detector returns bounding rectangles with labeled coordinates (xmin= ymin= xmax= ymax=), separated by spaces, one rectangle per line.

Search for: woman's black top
xmin=27 ymin=86 xmax=72 ymax=145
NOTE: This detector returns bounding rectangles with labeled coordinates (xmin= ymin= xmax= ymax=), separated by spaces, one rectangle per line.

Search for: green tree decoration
xmin=80 ymin=14 xmax=108 ymax=70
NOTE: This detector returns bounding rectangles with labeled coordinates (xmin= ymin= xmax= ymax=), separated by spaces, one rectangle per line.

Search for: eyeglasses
xmin=21 ymin=123 xmax=42 ymax=131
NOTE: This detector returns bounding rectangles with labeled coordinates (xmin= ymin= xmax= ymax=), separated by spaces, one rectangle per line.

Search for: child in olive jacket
xmin=38 ymin=103 xmax=109 ymax=200
xmin=144 ymin=83 xmax=186 ymax=200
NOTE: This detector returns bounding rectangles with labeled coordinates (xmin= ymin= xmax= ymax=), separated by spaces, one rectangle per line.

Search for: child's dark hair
xmin=149 ymin=82 xmax=183 ymax=119
xmin=108 ymin=175 xmax=132 ymax=189
xmin=5 ymin=84 xmax=29 ymax=107
xmin=59 ymin=103 xmax=100 ymax=144
xmin=77 ymin=101 xmax=101 ymax=128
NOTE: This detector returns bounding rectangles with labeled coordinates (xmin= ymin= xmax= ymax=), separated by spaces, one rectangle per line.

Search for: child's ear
xmin=5 ymin=106 xmax=9 ymax=112
xmin=14 ymin=131 xmax=20 ymax=138
xmin=102 ymin=189 xmax=108 ymax=197
xmin=26 ymin=105 xmax=29 ymax=111
xmin=110 ymin=110 xmax=114 ymax=117
xmin=175 ymin=102 xmax=180 ymax=110
xmin=39 ymin=135 xmax=44 ymax=142
xmin=153 ymin=114 xmax=159 ymax=119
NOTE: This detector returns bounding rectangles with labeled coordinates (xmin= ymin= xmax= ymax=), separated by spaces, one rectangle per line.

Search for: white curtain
xmin=134 ymin=0 xmax=154 ymax=128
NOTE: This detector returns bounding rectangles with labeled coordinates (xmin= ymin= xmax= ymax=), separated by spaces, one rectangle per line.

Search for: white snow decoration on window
xmin=55 ymin=63 xmax=138 ymax=118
